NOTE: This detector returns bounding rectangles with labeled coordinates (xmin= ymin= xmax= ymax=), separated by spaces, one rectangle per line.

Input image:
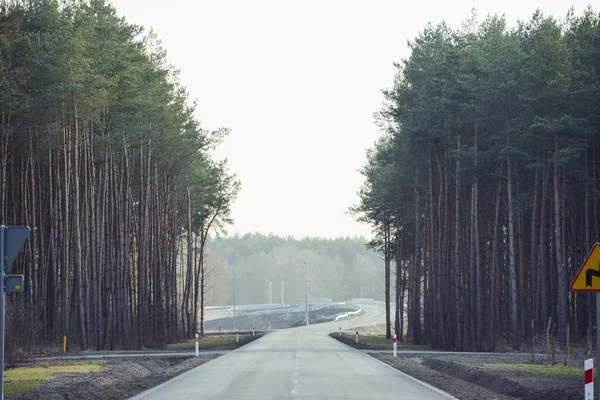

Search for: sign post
xmin=0 ymin=226 xmax=30 ymax=400
xmin=570 ymin=243 xmax=600 ymax=400
xmin=585 ymin=358 xmax=594 ymax=399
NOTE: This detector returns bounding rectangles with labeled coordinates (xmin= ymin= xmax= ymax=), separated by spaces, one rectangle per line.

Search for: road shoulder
xmin=329 ymin=331 xmax=580 ymax=399
xmin=371 ymin=353 xmax=580 ymax=400
xmin=326 ymin=334 xmax=457 ymax=399
xmin=8 ymin=334 xmax=267 ymax=399
xmin=5 ymin=355 xmax=218 ymax=400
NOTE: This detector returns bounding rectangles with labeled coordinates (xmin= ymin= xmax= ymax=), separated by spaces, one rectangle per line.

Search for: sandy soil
xmin=5 ymin=355 xmax=218 ymax=400
xmin=373 ymin=353 xmax=582 ymax=400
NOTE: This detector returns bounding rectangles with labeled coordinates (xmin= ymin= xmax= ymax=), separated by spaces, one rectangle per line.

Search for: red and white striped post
xmin=393 ymin=334 xmax=397 ymax=357
xmin=195 ymin=333 xmax=199 ymax=357
xmin=585 ymin=358 xmax=593 ymax=399
xmin=355 ymin=330 xmax=359 ymax=344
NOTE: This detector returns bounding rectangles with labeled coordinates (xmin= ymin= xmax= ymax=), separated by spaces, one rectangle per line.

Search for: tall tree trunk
xmin=473 ymin=126 xmax=482 ymax=350
xmin=531 ymin=159 xmax=540 ymax=331
xmin=411 ymin=173 xmax=421 ymax=344
xmin=200 ymin=229 xmax=207 ymax=336
xmin=71 ymin=84 xmax=87 ymax=350
xmin=61 ymin=118 xmax=70 ymax=343
xmin=47 ymin=147 xmax=58 ymax=338
xmin=395 ymin=216 xmax=402 ymax=339
xmin=539 ymin=157 xmax=549 ymax=326
xmin=183 ymin=186 xmax=193 ymax=336
xmin=384 ymin=219 xmax=391 ymax=339
xmin=554 ymin=131 xmax=567 ymax=341
xmin=454 ymin=134 xmax=462 ymax=351
xmin=490 ymin=181 xmax=502 ymax=350
xmin=585 ymin=149 xmax=594 ymax=337
xmin=507 ymin=156 xmax=519 ymax=349
xmin=427 ymin=146 xmax=437 ymax=347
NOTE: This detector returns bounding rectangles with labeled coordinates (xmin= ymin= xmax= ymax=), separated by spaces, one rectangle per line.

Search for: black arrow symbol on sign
xmin=586 ymin=263 xmax=600 ymax=287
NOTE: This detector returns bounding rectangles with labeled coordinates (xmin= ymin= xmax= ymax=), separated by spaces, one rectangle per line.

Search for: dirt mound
xmin=423 ymin=358 xmax=530 ymax=398
xmin=372 ymin=353 xmax=581 ymax=400
xmin=6 ymin=356 xmax=218 ymax=400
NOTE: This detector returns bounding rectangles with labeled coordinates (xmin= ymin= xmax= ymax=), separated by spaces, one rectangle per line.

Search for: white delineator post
xmin=355 ymin=330 xmax=359 ymax=344
xmin=236 ymin=330 xmax=239 ymax=343
xmin=393 ymin=334 xmax=397 ymax=357
xmin=585 ymin=358 xmax=593 ymax=400
xmin=195 ymin=333 xmax=199 ymax=357
xmin=374 ymin=319 xmax=376 ymax=327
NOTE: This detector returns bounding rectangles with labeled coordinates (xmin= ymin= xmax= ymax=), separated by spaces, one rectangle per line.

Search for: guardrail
xmin=205 ymin=330 xmax=268 ymax=337
xmin=334 ymin=308 xmax=363 ymax=321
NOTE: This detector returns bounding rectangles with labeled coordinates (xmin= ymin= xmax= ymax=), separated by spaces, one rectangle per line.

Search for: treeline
xmin=0 ymin=0 xmax=239 ymax=351
xmin=353 ymin=8 xmax=600 ymax=351
xmin=204 ymin=233 xmax=385 ymax=306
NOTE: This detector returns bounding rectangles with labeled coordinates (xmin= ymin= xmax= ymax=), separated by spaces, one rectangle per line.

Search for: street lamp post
xmin=232 ymin=268 xmax=236 ymax=331
xmin=269 ymin=281 xmax=272 ymax=304
xmin=305 ymin=262 xmax=309 ymax=326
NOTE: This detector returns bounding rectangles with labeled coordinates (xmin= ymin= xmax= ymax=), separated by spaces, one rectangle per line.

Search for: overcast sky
xmin=110 ymin=0 xmax=591 ymax=239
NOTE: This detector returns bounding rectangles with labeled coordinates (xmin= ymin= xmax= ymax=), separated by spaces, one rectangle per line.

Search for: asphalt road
xmin=130 ymin=305 xmax=455 ymax=400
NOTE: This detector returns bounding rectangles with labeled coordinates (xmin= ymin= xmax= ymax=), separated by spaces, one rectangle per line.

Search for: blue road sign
xmin=5 ymin=274 xmax=23 ymax=292
xmin=3 ymin=226 xmax=30 ymax=272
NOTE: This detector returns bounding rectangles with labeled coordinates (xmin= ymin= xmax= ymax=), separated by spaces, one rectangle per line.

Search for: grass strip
xmin=4 ymin=361 xmax=105 ymax=394
xmin=329 ymin=332 xmax=428 ymax=351
xmin=167 ymin=333 xmax=264 ymax=351
xmin=485 ymin=363 xmax=581 ymax=376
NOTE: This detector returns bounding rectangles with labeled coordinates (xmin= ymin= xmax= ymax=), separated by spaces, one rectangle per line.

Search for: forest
xmin=0 ymin=0 xmax=240 ymax=352
xmin=204 ymin=233 xmax=385 ymax=307
xmin=352 ymin=7 xmax=600 ymax=351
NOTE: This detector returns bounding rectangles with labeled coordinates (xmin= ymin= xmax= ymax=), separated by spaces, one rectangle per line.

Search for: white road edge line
xmin=329 ymin=334 xmax=458 ymax=400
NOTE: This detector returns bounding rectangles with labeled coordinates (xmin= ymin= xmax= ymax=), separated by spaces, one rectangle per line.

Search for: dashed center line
xmin=291 ymin=356 xmax=300 ymax=397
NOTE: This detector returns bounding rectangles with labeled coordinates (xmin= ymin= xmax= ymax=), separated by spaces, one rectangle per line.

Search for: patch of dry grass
xmin=4 ymin=361 xmax=105 ymax=394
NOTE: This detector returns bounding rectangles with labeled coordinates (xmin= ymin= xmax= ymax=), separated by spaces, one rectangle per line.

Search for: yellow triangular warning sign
xmin=571 ymin=243 xmax=600 ymax=292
